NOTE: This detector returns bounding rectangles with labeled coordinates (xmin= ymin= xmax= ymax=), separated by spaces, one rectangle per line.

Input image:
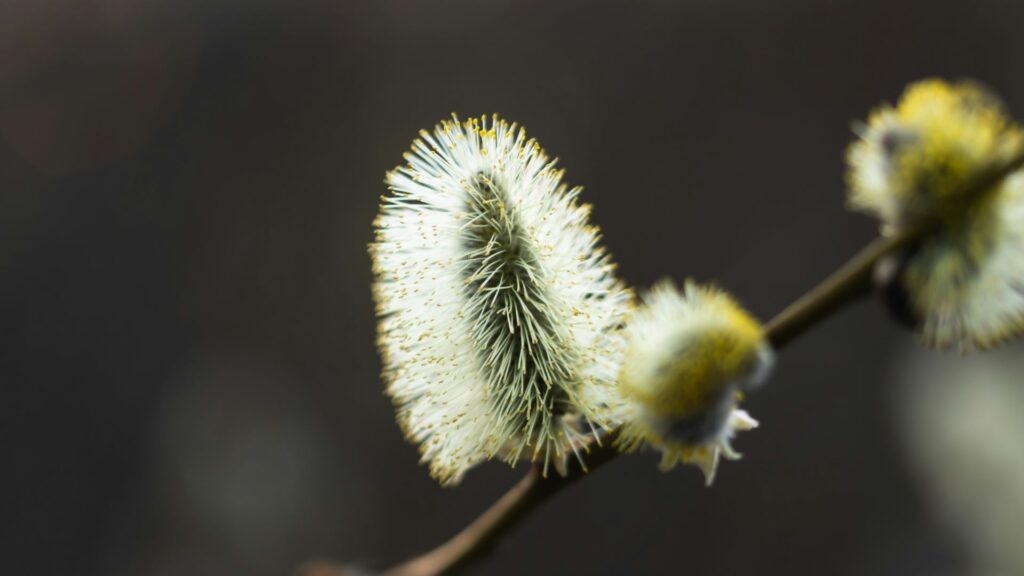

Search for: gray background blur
xmin=3 ymin=0 xmax=1022 ymax=574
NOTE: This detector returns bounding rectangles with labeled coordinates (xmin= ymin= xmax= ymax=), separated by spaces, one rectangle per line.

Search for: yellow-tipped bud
xmin=846 ymin=79 xmax=1024 ymax=350
xmin=847 ymin=78 xmax=1023 ymax=230
xmin=617 ymin=280 xmax=774 ymax=485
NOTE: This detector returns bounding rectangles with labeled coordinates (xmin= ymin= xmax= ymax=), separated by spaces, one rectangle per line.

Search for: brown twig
xmin=762 ymin=227 xmax=922 ymax=348
xmin=308 ymin=147 xmax=1024 ymax=576
xmin=384 ymin=430 xmax=621 ymax=576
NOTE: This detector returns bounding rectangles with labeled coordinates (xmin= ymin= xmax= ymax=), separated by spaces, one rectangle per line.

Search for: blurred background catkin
xmin=3 ymin=1 xmax=1024 ymax=575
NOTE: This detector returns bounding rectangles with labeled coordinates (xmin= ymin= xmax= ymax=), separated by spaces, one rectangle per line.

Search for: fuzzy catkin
xmin=372 ymin=115 xmax=632 ymax=484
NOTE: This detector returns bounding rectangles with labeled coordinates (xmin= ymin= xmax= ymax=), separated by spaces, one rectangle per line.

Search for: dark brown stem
xmin=383 ymin=430 xmax=621 ymax=576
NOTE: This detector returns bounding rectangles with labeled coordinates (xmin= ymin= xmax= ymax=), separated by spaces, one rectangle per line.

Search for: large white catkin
xmin=371 ymin=115 xmax=632 ymax=484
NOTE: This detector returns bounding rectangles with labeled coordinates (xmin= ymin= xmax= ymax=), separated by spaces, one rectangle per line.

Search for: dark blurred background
xmin=3 ymin=0 xmax=1024 ymax=574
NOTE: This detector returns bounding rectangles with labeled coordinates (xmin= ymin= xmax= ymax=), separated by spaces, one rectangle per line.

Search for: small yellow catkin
xmin=846 ymin=79 xmax=1024 ymax=350
xmin=617 ymin=280 xmax=774 ymax=485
